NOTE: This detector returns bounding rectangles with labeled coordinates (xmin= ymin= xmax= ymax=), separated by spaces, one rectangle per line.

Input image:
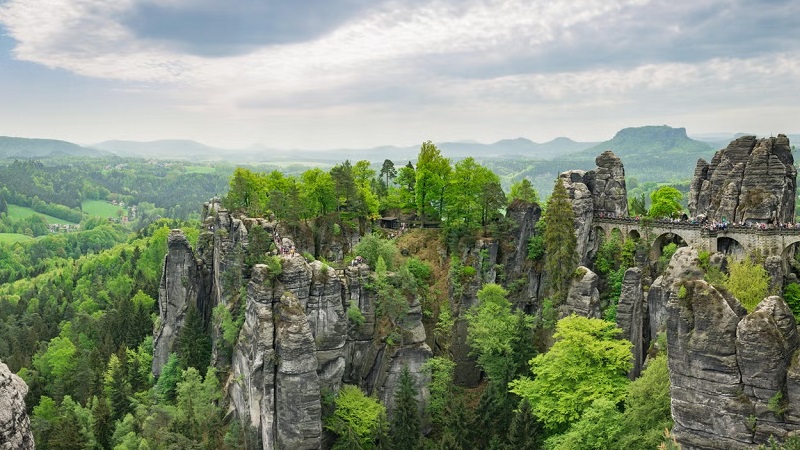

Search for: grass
xmin=185 ymin=165 xmax=216 ymax=174
xmin=0 ymin=233 xmax=35 ymax=244
xmin=82 ymin=200 xmax=126 ymax=219
xmin=7 ymin=204 xmax=78 ymax=225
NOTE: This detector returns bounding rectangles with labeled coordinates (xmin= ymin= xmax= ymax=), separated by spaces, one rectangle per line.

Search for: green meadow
xmin=7 ymin=204 xmax=78 ymax=225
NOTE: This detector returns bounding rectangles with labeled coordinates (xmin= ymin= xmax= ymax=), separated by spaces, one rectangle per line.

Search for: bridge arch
xmin=628 ymin=229 xmax=641 ymax=241
xmin=651 ymin=231 xmax=688 ymax=260
xmin=717 ymin=237 xmax=745 ymax=258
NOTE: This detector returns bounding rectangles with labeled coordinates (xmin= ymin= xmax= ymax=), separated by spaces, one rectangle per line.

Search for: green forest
xmin=3 ymin=141 xmax=798 ymax=450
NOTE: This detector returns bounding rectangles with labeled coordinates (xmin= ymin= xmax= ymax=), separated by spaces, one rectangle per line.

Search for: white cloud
xmin=1 ymin=0 xmax=799 ymax=148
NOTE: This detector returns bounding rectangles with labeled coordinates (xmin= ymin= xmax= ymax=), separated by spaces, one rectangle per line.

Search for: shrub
xmin=406 ymin=258 xmax=432 ymax=286
xmin=347 ymin=300 xmax=365 ymax=327
xmin=784 ymin=283 xmax=800 ymax=322
xmin=353 ymin=234 xmax=398 ymax=271
xmin=724 ymin=256 xmax=769 ymax=313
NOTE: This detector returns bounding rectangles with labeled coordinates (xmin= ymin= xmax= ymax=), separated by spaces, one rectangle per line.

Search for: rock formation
xmin=159 ymin=202 xmax=432 ymax=449
xmin=689 ymin=135 xmax=796 ymax=224
xmin=616 ymin=267 xmax=645 ymax=378
xmin=668 ymin=279 xmax=800 ymax=448
xmin=560 ymin=150 xmax=628 ymax=264
xmin=560 ymin=266 xmax=601 ymax=319
xmin=647 ymin=247 xmax=705 ymax=341
xmin=153 ymin=229 xmax=202 ymax=377
xmin=586 ymin=150 xmax=629 ymax=217
xmin=0 ymin=359 xmax=34 ymax=450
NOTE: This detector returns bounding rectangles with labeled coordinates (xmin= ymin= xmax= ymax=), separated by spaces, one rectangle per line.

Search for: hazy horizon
xmin=1 ymin=0 xmax=799 ymax=150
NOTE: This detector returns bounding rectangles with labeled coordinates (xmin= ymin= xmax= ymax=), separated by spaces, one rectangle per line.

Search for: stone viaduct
xmin=592 ymin=216 xmax=800 ymax=258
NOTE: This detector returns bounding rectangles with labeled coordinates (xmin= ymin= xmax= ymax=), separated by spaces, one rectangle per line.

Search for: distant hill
xmin=561 ymin=125 xmax=715 ymax=181
xmin=91 ymin=139 xmax=224 ymax=160
xmin=0 ymin=136 xmax=107 ymax=159
xmin=496 ymin=126 xmax=718 ymax=199
xmin=439 ymin=137 xmax=597 ymax=159
xmin=89 ymin=137 xmax=597 ymax=163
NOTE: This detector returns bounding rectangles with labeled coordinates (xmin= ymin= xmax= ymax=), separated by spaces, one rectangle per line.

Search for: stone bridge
xmin=592 ymin=216 xmax=800 ymax=258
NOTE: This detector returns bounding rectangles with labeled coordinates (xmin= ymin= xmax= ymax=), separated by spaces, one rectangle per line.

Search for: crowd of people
xmin=594 ymin=212 xmax=800 ymax=232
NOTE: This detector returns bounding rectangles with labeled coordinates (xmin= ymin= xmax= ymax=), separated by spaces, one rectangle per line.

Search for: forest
xmin=4 ymin=140 xmax=799 ymax=450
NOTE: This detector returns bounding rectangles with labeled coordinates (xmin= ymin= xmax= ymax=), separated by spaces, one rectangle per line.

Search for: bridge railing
xmin=592 ymin=215 xmax=800 ymax=236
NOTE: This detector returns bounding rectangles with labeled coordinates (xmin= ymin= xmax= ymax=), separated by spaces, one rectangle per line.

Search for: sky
xmin=0 ymin=0 xmax=799 ymax=150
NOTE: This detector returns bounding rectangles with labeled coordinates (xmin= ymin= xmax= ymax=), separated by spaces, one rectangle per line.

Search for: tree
xmin=465 ymin=284 xmax=533 ymax=384
xmin=543 ymin=178 xmax=577 ymax=303
xmin=301 ymin=168 xmax=336 ymax=217
xmin=391 ymin=366 xmax=420 ymax=449
xmin=509 ymin=315 xmax=632 ymax=431
xmin=380 ymin=159 xmax=397 ymax=193
xmin=617 ymin=354 xmax=672 ymax=449
xmin=331 ymin=161 xmax=357 ymax=212
xmin=545 ymin=398 xmax=624 ymax=450
xmin=723 ymin=256 xmax=770 ymax=312
xmin=648 ymin=186 xmax=682 ymax=219
xmin=508 ymin=178 xmax=540 ymax=205
xmin=507 ymin=398 xmax=540 ymax=450
xmin=103 ymin=352 xmax=132 ymax=422
xmin=326 ymin=385 xmax=387 ymax=450
xmin=91 ymin=396 xmax=113 ymax=450
xmin=174 ymin=367 xmax=223 ymax=447
xmin=353 ymin=234 xmax=398 ymax=271
xmin=395 ymin=162 xmax=416 ymax=210
xmin=224 ymin=168 xmax=264 ymax=214
xmin=415 ymin=141 xmax=450 ymax=222
xmin=628 ymin=193 xmax=646 ymax=216
xmin=423 ymin=357 xmax=456 ymax=429
xmin=155 ymin=353 xmax=182 ymax=401
xmin=176 ymin=304 xmax=212 ymax=373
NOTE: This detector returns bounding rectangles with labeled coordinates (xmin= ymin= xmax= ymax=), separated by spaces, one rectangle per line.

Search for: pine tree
xmin=91 ymin=396 xmax=113 ymax=450
xmin=177 ymin=304 xmax=211 ymax=373
xmin=507 ymin=398 xmax=540 ymax=450
xmin=543 ymin=178 xmax=577 ymax=304
xmin=391 ymin=365 xmax=420 ymax=450
xmin=156 ymin=353 xmax=181 ymax=401
xmin=103 ymin=351 xmax=132 ymax=422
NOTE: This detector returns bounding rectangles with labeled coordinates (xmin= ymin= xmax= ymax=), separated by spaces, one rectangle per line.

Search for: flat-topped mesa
xmin=689 ymin=134 xmax=796 ymax=224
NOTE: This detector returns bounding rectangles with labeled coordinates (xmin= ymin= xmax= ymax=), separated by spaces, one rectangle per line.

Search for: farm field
xmin=7 ymin=204 xmax=78 ymax=225
xmin=0 ymin=233 xmax=35 ymax=244
xmin=82 ymin=200 xmax=127 ymax=219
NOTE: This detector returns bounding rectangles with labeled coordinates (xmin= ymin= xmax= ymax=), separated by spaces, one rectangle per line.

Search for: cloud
xmin=120 ymin=0 xmax=400 ymax=57
xmin=1 ymin=0 xmax=799 ymax=147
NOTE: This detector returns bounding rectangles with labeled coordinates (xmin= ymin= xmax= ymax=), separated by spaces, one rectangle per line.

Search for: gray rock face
xmin=221 ymin=251 xmax=429 ymax=450
xmin=0 ymin=360 xmax=34 ymax=450
xmin=560 ymin=266 xmax=601 ymax=319
xmin=688 ymin=135 xmax=796 ymax=224
xmin=559 ymin=151 xmax=628 ymax=265
xmin=668 ymin=280 xmax=800 ymax=448
xmin=765 ymin=255 xmax=786 ymax=295
xmin=275 ymin=291 xmax=323 ymax=449
xmin=587 ymin=150 xmax=629 ymax=217
xmin=616 ymin=267 xmax=644 ymax=378
xmin=153 ymin=229 xmax=201 ymax=377
xmin=501 ymin=200 xmax=545 ymax=310
xmin=228 ymin=266 xmax=322 ymax=450
xmin=559 ymin=171 xmax=595 ymax=265
xmin=647 ymin=247 xmax=705 ymax=340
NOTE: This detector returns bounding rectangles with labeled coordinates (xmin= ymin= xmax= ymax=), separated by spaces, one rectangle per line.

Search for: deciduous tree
xmin=509 ymin=315 xmax=632 ymax=431
xmin=543 ymin=179 xmax=577 ymax=303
